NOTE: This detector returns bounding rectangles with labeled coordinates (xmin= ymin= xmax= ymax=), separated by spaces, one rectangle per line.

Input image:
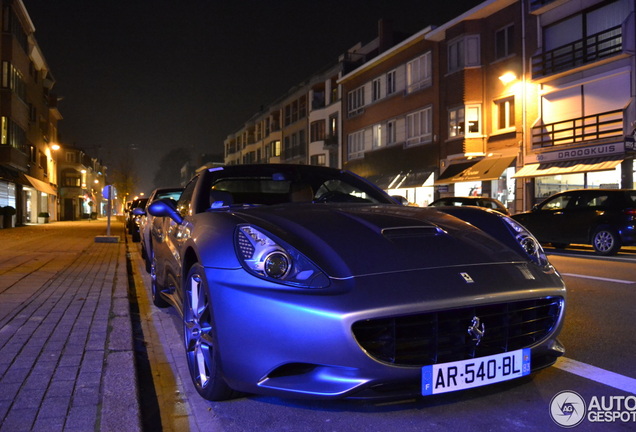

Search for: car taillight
xmin=625 ymin=208 xmax=636 ymax=217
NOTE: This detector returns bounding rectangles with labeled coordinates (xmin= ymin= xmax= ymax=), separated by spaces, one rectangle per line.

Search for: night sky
xmin=24 ymin=0 xmax=482 ymax=193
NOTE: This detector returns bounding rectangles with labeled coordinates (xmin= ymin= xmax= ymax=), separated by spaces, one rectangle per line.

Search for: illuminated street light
xmin=499 ymin=72 xmax=517 ymax=84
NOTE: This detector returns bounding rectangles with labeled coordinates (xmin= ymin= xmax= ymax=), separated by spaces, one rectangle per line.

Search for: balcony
xmin=532 ymin=25 xmax=623 ymax=80
xmin=531 ymin=109 xmax=623 ymax=148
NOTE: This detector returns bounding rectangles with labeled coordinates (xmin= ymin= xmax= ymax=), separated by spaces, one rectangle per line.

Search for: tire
xmin=183 ymin=264 xmax=236 ymax=401
xmin=150 ymin=253 xmax=170 ymax=308
xmin=592 ymin=226 xmax=621 ymax=256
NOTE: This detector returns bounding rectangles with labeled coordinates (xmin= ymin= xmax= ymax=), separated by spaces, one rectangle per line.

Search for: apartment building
xmin=0 ymin=0 xmax=61 ymax=225
xmin=340 ymin=23 xmax=441 ymax=207
xmin=223 ymin=0 xmax=635 ymax=212
xmin=516 ymin=0 xmax=635 ymax=206
xmin=427 ymin=0 xmax=525 ymax=212
xmin=224 ymin=45 xmax=374 ymax=169
xmin=225 ymin=101 xmax=283 ymax=166
xmin=56 ymin=145 xmax=106 ymax=220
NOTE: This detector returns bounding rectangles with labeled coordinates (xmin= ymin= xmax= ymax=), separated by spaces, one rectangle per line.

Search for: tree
xmin=108 ymin=156 xmax=139 ymax=203
xmin=152 ymin=147 xmax=191 ymax=189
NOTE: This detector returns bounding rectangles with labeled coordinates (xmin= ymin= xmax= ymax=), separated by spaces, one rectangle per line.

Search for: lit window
xmin=495 ymin=97 xmax=515 ymax=130
xmin=372 ymin=124 xmax=383 ymax=149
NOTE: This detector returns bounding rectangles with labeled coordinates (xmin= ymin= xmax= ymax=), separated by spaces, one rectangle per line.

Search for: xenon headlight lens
xmin=501 ymin=216 xmax=548 ymax=267
xmin=235 ymin=225 xmax=329 ymax=288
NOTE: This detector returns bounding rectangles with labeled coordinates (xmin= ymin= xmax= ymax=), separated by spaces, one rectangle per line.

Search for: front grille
xmin=352 ymin=297 xmax=563 ymax=366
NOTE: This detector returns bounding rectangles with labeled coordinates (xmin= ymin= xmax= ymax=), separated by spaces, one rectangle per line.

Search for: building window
xmin=407 ymin=52 xmax=432 ymax=93
xmin=386 ymin=70 xmax=396 ymax=95
xmin=1 ymin=62 xmax=26 ymax=102
xmin=448 ymin=35 xmax=480 ymax=73
xmin=449 ymin=105 xmax=481 ymax=138
xmin=347 ymin=130 xmax=365 ymax=160
xmin=406 ymin=107 xmax=433 ymax=146
xmin=299 ymin=95 xmax=307 ymax=119
xmin=268 ymin=140 xmax=281 ymax=158
xmin=372 ymin=78 xmax=381 ymax=102
xmin=495 ymin=97 xmax=515 ymax=130
xmin=347 ymin=86 xmax=365 ymax=116
xmin=387 ymin=120 xmax=396 ymax=145
xmin=372 ymin=124 xmax=383 ymax=149
xmin=495 ymin=24 xmax=515 ymax=59
xmin=310 ymin=154 xmax=326 ymax=166
xmin=328 ymin=113 xmax=338 ymax=138
xmin=310 ymin=120 xmax=325 ymax=142
xmin=65 ymin=151 xmax=76 ymax=163
xmin=0 ymin=116 xmax=27 ymax=154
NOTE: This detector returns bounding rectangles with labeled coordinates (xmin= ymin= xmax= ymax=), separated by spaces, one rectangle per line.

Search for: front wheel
xmin=183 ymin=264 xmax=236 ymax=401
xmin=592 ymin=226 xmax=621 ymax=256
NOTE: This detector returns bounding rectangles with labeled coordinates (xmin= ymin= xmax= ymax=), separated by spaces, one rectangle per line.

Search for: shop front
xmin=435 ymin=154 xmax=518 ymax=213
xmin=514 ymin=142 xmax=634 ymax=207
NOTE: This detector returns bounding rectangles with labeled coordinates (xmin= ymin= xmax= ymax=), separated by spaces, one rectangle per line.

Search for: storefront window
xmin=534 ymin=165 xmax=622 ymax=202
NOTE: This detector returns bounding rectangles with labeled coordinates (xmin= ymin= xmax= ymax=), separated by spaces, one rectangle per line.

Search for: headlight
xmin=235 ymin=225 xmax=330 ymax=288
xmin=501 ymin=216 xmax=548 ymax=267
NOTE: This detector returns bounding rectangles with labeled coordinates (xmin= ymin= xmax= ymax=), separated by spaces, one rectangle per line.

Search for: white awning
xmin=513 ymin=156 xmax=623 ymax=178
xmin=22 ymin=174 xmax=57 ymax=195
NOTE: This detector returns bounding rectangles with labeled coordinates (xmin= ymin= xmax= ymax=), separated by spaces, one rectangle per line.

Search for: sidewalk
xmin=0 ymin=219 xmax=141 ymax=432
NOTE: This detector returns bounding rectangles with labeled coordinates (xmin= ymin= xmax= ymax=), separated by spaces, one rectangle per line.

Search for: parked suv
xmin=512 ymin=189 xmax=636 ymax=255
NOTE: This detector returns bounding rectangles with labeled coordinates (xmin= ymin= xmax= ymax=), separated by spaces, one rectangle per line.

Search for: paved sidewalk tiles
xmin=0 ymin=220 xmax=141 ymax=432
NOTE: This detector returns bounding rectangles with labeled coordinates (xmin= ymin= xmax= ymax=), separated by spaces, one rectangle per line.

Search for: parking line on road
xmin=555 ymin=357 xmax=636 ymax=394
xmin=561 ymin=273 xmax=634 ymax=284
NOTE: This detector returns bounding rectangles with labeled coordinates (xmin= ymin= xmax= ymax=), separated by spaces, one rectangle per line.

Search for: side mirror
xmin=531 ymin=204 xmax=540 ymax=211
xmin=132 ymin=207 xmax=146 ymax=216
xmin=148 ymin=198 xmax=183 ymax=224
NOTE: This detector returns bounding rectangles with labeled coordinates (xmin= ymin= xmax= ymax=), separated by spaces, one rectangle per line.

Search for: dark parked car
xmin=127 ymin=197 xmax=149 ymax=242
xmin=139 ymin=187 xmax=183 ymax=272
xmin=148 ymin=164 xmax=565 ymax=401
xmin=429 ymin=196 xmax=510 ymax=215
xmin=512 ymin=189 xmax=636 ymax=255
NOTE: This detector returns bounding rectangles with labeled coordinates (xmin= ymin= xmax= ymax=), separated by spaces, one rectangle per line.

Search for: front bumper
xmin=205 ymin=262 xmax=566 ymax=399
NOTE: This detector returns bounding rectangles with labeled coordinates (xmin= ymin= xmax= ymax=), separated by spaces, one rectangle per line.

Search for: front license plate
xmin=421 ymin=348 xmax=531 ymax=395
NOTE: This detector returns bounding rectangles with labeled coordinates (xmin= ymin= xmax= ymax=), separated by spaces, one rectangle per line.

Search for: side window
xmin=540 ymin=194 xmax=572 ymax=210
xmin=177 ymin=177 xmax=197 ymax=217
xmin=583 ymin=194 xmax=609 ymax=208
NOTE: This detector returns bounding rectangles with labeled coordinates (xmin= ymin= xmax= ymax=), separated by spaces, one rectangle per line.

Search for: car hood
xmin=228 ymin=204 xmax=527 ymax=279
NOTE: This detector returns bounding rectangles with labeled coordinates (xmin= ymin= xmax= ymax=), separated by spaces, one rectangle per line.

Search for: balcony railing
xmin=532 ymin=25 xmax=623 ymax=79
xmin=532 ymin=109 xmax=623 ymax=148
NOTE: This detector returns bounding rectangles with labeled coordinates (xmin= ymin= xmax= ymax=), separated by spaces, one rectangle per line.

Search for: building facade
xmin=0 ymin=0 xmax=60 ymax=225
xmin=223 ymin=0 xmax=635 ymax=212
xmin=517 ymin=0 xmax=635 ymax=207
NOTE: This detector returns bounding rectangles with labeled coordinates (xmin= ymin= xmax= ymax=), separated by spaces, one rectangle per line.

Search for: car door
xmin=564 ymin=191 xmax=613 ymax=244
xmin=524 ymin=192 xmax=577 ymax=243
xmin=154 ymin=178 xmax=198 ymax=304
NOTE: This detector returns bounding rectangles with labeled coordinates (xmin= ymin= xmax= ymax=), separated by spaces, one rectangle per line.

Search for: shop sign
xmin=527 ymin=142 xmax=624 ymax=164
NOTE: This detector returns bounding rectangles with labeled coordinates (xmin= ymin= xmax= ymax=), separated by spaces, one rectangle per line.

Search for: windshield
xmin=205 ymin=165 xmax=396 ymax=207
